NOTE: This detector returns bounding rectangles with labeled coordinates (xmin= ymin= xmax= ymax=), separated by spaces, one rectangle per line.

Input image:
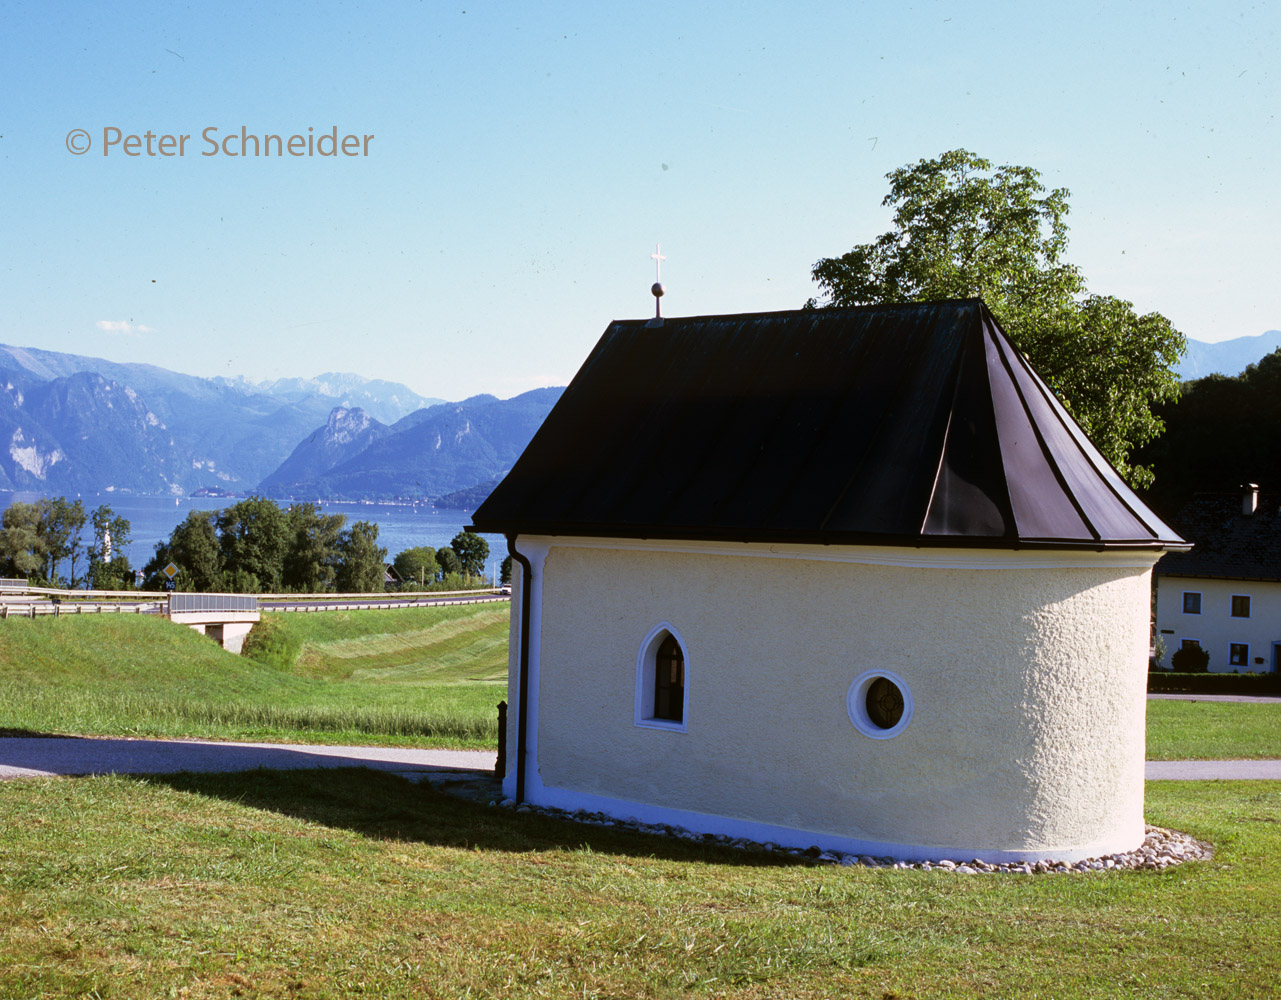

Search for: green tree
xmin=435 ymin=546 xmax=461 ymax=578
xmin=87 ymin=505 xmax=134 ymax=591
xmin=217 ymin=497 xmax=287 ymax=593
xmin=144 ymin=510 xmax=222 ymax=591
xmin=0 ymin=502 xmax=46 ymax=580
xmin=36 ymin=497 xmax=87 ymax=586
xmin=809 ymin=149 xmax=1185 ymax=488
xmin=393 ymin=546 xmax=439 ymax=589
xmin=500 ymin=554 xmax=512 ymax=585
xmin=282 ymin=503 xmax=346 ymax=592
xmin=450 ymin=530 xmax=490 ymax=579
xmin=335 ymin=520 xmax=387 ymax=593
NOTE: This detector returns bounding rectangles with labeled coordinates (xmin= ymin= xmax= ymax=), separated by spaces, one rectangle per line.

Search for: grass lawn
xmin=0 ymin=771 xmax=1275 ymax=998
xmin=0 ymin=606 xmax=508 ymax=748
xmin=1146 ymin=699 xmax=1281 ymax=760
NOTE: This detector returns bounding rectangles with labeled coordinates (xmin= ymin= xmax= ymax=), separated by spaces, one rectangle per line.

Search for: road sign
xmin=163 ymin=562 xmax=179 ymax=580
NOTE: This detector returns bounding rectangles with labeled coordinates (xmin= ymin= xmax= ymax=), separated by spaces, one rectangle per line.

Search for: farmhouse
xmin=1153 ymin=486 xmax=1281 ymax=674
xmin=471 ymin=298 xmax=1188 ymax=863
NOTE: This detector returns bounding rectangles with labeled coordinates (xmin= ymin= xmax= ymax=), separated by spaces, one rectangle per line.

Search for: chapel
xmin=471 ymin=298 xmax=1187 ymax=862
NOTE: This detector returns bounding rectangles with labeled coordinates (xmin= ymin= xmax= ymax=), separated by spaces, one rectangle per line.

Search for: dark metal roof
xmin=471 ymin=299 xmax=1185 ymax=551
xmin=1155 ymin=492 xmax=1281 ymax=581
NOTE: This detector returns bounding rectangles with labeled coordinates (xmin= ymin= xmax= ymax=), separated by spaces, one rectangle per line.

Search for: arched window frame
xmin=634 ymin=622 xmax=689 ymax=732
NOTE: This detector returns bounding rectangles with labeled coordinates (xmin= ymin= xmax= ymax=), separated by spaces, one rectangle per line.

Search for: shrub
xmin=241 ymin=616 xmax=301 ymax=670
xmin=1170 ymin=644 xmax=1210 ymax=673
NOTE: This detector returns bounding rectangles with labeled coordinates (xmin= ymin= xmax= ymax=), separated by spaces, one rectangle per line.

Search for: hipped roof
xmin=471 ymin=299 xmax=1185 ymax=551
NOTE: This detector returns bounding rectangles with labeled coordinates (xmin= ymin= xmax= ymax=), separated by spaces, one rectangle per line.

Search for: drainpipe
xmin=506 ymin=534 xmax=533 ymax=804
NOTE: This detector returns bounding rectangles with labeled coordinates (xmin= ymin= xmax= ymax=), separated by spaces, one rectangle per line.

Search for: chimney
xmin=1242 ymin=483 xmax=1259 ymax=515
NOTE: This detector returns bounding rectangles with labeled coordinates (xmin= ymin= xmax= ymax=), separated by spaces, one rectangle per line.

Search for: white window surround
xmin=847 ymin=669 xmax=914 ymax=739
xmin=634 ymin=622 xmax=689 ymax=732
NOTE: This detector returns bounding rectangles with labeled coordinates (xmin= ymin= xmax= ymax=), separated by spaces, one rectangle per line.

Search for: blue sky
xmin=2 ymin=1 xmax=1277 ymax=400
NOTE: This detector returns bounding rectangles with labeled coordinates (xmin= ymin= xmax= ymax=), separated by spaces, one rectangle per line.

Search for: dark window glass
xmin=1182 ymin=592 xmax=1201 ymax=614
xmin=1231 ymin=595 xmax=1251 ymax=618
xmin=1230 ymin=643 xmax=1248 ymax=666
xmin=865 ymin=677 xmax=905 ymax=730
xmin=653 ymin=634 xmax=684 ymax=722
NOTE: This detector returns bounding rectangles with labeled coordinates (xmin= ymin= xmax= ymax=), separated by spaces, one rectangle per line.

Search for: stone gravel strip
xmin=494 ymin=799 xmax=1213 ymax=874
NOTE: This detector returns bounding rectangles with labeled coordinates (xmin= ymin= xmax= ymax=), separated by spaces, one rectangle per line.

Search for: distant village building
xmin=472 ymin=299 xmax=1188 ymax=863
xmin=1154 ymin=486 xmax=1281 ymax=674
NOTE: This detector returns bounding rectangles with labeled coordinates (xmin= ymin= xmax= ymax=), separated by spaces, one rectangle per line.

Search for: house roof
xmin=471 ymin=298 xmax=1185 ymax=551
xmin=1155 ymin=492 xmax=1281 ymax=582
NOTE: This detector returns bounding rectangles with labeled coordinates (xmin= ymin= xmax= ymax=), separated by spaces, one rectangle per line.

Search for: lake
xmin=0 ymin=492 xmax=508 ymax=583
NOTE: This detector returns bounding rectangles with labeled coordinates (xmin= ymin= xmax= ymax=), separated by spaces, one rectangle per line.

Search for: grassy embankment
xmin=0 ymin=771 xmax=1277 ymax=998
xmin=0 ymin=606 xmax=508 ymax=748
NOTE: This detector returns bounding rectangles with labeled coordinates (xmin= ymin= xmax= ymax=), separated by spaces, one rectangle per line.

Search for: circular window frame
xmin=846 ymin=670 xmax=913 ymax=739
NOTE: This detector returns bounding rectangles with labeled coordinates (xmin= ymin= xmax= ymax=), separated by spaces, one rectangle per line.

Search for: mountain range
xmin=1176 ymin=330 xmax=1281 ymax=380
xmin=0 ymin=341 xmax=561 ymax=501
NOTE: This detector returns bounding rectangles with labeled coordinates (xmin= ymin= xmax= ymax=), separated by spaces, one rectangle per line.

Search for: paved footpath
xmin=0 ymin=736 xmax=1277 ymax=782
xmin=0 ymin=736 xmax=495 ymax=782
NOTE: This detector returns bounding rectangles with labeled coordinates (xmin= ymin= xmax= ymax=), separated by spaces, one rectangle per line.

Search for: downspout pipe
xmin=506 ymin=534 xmax=533 ymax=805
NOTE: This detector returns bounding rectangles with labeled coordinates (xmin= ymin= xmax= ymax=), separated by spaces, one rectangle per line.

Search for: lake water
xmin=0 ymin=492 xmax=508 ymax=583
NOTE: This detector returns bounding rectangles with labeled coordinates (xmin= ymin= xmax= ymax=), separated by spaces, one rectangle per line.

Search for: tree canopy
xmin=809 ymin=149 xmax=1185 ymax=488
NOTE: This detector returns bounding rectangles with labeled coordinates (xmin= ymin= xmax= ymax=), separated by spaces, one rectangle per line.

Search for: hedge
xmin=1147 ymin=671 xmax=1281 ymax=695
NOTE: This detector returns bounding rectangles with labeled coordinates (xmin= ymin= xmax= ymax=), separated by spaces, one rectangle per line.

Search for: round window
xmin=846 ymin=670 xmax=913 ymax=739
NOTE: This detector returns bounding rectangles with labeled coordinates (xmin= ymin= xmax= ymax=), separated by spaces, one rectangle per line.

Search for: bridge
xmin=167 ymin=593 xmax=261 ymax=653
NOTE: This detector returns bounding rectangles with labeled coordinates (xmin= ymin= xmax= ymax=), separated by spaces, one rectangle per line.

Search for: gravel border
xmin=485 ymin=794 xmax=1212 ymax=873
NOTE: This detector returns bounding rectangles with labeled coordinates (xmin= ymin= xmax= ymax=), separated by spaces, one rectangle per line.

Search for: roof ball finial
xmin=648 ymin=244 xmax=666 ymax=326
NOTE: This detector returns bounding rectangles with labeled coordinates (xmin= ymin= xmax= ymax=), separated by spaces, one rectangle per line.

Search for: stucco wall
xmin=507 ymin=538 xmax=1157 ymax=860
xmin=1155 ymin=576 xmax=1281 ymax=673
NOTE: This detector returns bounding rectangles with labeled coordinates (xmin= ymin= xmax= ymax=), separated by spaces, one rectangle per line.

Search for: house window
xmin=1180 ymin=638 xmax=1201 ymax=652
xmin=847 ymin=670 xmax=914 ymax=740
xmin=1182 ymin=592 xmax=1201 ymax=614
xmin=1231 ymin=595 xmax=1251 ymax=618
xmin=1230 ymin=643 xmax=1249 ymax=667
xmin=635 ymin=624 xmax=689 ymax=732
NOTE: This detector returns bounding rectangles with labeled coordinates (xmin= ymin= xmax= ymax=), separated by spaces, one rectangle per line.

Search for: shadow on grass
xmin=139 ymin=767 xmax=807 ymax=869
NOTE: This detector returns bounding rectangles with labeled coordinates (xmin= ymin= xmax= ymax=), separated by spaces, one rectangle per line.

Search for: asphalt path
xmin=0 ymin=737 xmax=495 ymax=781
xmin=0 ymin=736 xmax=1276 ymax=782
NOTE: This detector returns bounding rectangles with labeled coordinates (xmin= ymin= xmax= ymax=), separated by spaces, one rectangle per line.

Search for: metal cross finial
xmin=651 ymin=243 xmax=666 ymax=282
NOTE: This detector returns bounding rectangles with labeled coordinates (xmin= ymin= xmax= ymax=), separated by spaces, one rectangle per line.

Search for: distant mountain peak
xmin=1178 ymin=329 xmax=1281 ymax=380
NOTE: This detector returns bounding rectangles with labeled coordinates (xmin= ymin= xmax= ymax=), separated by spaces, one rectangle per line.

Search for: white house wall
xmin=503 ymin=537 xmax=1158 ymax=862
xmin=1155 ymin=577 xmax=1281 ymax=673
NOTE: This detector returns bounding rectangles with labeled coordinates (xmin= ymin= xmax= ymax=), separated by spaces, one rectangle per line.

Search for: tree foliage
xmin=0 ymin=502 xmax=46 ymax=580
xmin=450 ymin=531 xmax=490 ymax=578
xmin=809 ymin=149 xmax=1185 ymax=488
xmin=87 ymin=505 xmax=134 ymax=590
xmin=1136 ymin=348 xmax=1281 ymax=516
xmin=282 ymin=503 xmax=345 ymax=593
xmin=393 ymin=546 xmax=439 ymax=589
xmin=335 ymin=520 xmax=387 ymax=593
xmin=36 ymin=497 xmax=87 ymax=586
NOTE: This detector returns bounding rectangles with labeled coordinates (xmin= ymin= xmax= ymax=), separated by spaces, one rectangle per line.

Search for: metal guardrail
xmin=169 ymin=593 xmax=259 ymax=613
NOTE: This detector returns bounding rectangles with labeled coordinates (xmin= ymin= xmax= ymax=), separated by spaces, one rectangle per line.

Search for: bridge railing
xmin=169 ymin=593 xmax=259 ymax=613
xmin=0 ymin=577 xmax=28 ymax=590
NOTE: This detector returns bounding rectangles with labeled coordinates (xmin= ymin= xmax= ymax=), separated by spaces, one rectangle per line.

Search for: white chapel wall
xmin=518 ymin=538 xmax=1156 ymax=859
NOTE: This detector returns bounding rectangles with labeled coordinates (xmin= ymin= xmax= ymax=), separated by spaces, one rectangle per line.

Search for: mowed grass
xmin=0 ymin=606 xmax=509 ymax=748
xmin=1146 ymin=699 xmax=1281 ymax=760
xmin=0 ymin=771 xmax=1275 ymax=999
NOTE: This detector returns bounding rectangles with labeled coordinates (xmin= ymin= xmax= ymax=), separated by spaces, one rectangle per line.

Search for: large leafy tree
xmin=217 ymin=497 xmax=287 ymax=593
xmin=450 ymin=531 xmax=490 ymax=579
xmin=809 ymin=149 xmax=1185 ymax=488
xmin=335 ymin=520 xmax=387 ymax=593
xmin=282 ymin=503 xmax=346 ymax=593
xmin=36 ymin=497 xmax=87 ymax=586
xmin=0 ymin=502 xmax=46 ymax=580
xmin=392 ymin=546 xmax=439 ymax=589
xmin=144 ymin=509 xmax=223 ymax=591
